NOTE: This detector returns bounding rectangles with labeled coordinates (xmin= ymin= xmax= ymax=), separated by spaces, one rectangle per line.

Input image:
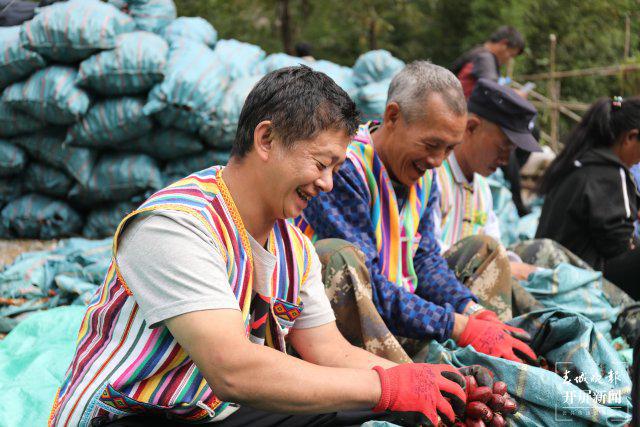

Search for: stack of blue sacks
xmin=0 ymin=0 xmax=404 ymax=239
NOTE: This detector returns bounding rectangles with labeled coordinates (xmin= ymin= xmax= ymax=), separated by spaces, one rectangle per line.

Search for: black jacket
xmin=536 ymin=147 xmax=640 ymax=270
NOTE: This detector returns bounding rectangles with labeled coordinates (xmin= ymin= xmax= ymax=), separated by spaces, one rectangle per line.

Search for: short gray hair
xmin=387 ymin=60 xmax=466 ymax=123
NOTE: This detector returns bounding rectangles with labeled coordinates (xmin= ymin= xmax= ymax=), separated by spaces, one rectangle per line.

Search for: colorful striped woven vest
xmin=435 ymin=157 xmax=492 ymax=251
xmin=50 ymin=166 xmax=312 ymax=426
xmin=297 ymin=123 xmax=431 ymax=293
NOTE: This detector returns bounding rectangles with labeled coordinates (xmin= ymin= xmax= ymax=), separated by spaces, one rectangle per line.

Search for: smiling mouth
xmin=413 ymin=160 xmax=428 ymax=175
xmin=296 ymin=187 xmax=312 ymax=202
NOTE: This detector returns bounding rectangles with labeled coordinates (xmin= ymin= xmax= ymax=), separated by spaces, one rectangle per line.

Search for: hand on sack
xmin=457 ymin=317 xmax=538 ymax=365
xmin=372 ymin=363 xmax=466 ymax=426
xmin=471 ymin=309 xmax=500 ymax=322
xmin=510 ymin=261 xmax=538 ymax=281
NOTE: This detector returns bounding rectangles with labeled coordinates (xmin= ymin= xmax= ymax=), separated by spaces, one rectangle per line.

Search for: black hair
xmin=488 ymin=26 xmax=525 ymax=54
xmin=231 ymin=65 xmax=359 ymax=158
xmin=294 ymin=42 xmax=313 ymax=58
xmin=539 ymin=96 xmax=640 ymax=194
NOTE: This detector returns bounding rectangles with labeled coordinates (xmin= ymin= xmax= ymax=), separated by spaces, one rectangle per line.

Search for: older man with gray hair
xmin=296 ymin=61 xmax=536 ymax=365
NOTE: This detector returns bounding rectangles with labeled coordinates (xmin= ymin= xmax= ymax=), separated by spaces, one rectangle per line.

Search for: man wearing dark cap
xmin=433 ymin=79 xmax=541 ymax=281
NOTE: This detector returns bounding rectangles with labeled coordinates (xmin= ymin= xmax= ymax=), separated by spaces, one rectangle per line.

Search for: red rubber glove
xmin=474 ymin=309 xmax=500 ymax=322
xmin=458 ymin=317 xmax=537 ymax=364
xmin=372 ymin=364 xmax=466 ymax=426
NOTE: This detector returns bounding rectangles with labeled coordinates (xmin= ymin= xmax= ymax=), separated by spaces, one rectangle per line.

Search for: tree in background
xmin=174 ymin=0 xmax=639 ymax=104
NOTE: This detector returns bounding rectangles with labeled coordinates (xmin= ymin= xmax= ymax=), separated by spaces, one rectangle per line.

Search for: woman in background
xmin=536 ymin=97 xmax=640 ymax=300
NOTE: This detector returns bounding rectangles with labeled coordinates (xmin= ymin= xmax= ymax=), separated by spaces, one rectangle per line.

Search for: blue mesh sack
xmin=420 ymin=309 xmax=632 ymax=426
xmin=212 ymin=39 xmax=266 ymax=80
xmin=122 ymin=129 xmax=203 ymax=161
xmin=2 ymin=66 xmax=90 ymax=125
xmin=144 ymin=40 xmax=229 ymax=133
xmin=65 ymin=97 xmax=153 ymax=148
xmin=83 ymin=201 xmax=137 ymax=238
xmin=24 ymin=163 xmax=73 ymax=199
xmin=77 ymin=31 xmax=168 ymax=96
xmin=355 ymin=78 xmax=391 ymax=120
xmin=0 ymin=102 xmax=46 ymax=137
xmin=12 ymin=131 xmax=97 ymax=186
xmin=109 ymin=0 xmax=177 ymax=34
xmin=200 ymin=75 xmax=262 ymax=149
xmin=0 ymin=140 xmax=26 ymax=178
xmin=162 ymin=17 xmax=217 ymax=47
xmin=0 ymin=194 xmax=83 ymax=239
xmin=68 ymin=153 xmax=162 ymax=203
xmin=352 ymin=50 xmax=404 ymax=87
xmin=309 ymin=60 xmax=357 ymax=95
xmin=261 ymin=53 xmax=307 ymax=73
xmin=0 ymin=177 xmax=23 ymax=206
xmin=20 ymin=0 xmax=135 ymax=63
xmin=0 ymin=26 xmax=45 ymax=89
xmin=164 ymin=150 xmax=231 ymax=178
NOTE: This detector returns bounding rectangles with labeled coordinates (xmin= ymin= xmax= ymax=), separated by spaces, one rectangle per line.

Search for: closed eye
xmin=316 ymin=161 xmax=328 ymax=171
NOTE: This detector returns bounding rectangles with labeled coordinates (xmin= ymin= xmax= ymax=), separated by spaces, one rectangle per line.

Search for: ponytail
xmin=539 ymin=96 xmax=640 ymax=194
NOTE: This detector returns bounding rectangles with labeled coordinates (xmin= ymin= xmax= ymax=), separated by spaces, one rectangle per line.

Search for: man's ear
xmin=466 ymin=115 xmax=481 ymax=135
xmin=383 ymin=102 xmax=402 ymax=129
xmin=253 ymin=120 xmax=274 ymax=161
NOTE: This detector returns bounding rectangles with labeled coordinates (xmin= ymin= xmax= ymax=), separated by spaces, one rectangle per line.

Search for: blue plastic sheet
xmin=20 ymin=0 xmax=135 ymax=63
xmin=2 ymin=66 xmax=90 ymax=125
xmin=0 ymin=26 xmax=45 ymax=89
xmin=421 ymin=309 xmax=632 ymax=426
xmin=521 ymin=263 xmax=620 ymax=336
xmin=162 ymin=17 xmax=218 ymax=47
xmin=260 ymin=53 xmax=307 ymax=73
xmin=77 ymin=31 xmax=168 ymax=96
xmin=0 ymin=305 xmax=86 ymax=427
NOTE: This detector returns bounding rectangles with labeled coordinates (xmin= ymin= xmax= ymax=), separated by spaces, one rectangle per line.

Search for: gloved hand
xmin=458 ymin=317 xmax=538 ymax=364
xmin=372 ymin=363 xmax=466 ymax=426
xmin=473 ymin=309 xmax=500 ymax=322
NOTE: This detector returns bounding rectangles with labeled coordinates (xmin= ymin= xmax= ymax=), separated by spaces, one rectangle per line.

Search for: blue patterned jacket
xmin=300 ymin=159 xmax=476 ymax=342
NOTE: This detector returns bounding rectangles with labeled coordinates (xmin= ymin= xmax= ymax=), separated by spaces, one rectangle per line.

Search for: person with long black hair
xmin=536 ymin=97 xmax=640 ymax=300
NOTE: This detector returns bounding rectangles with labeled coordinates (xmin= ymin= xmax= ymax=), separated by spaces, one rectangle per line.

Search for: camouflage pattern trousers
xmin=314 ymin=235 xmax=513 ymax=364
xmin=316 ymin=236 xmax=637 ymax=364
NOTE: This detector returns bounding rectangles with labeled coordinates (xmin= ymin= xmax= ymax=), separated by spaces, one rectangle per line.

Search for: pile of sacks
xmin=0 ymin=0 xmax=404 ymax=240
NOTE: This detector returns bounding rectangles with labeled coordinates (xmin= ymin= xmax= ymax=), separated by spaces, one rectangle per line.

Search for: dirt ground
xmin=0 ymin=239 xmax=58 ymax=268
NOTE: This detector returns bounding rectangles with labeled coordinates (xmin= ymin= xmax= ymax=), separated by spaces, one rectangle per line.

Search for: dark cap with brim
xmin=468 ymin=78 xmax=542 ymax=152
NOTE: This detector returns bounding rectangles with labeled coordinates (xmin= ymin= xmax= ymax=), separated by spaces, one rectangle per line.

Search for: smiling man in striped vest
xmin=49 ymin=66 xmax=474 ymax=427
xmin=296 ymin=62 xmax=537 ymax=365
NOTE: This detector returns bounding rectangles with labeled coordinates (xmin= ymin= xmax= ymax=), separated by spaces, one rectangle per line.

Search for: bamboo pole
xmin=624 ymin=14 xmax=631 ymax=60
xmin=548 ymin=34 xmax=559 ymax=152
xmin=520 ymin=63 xmax=640 ymax=80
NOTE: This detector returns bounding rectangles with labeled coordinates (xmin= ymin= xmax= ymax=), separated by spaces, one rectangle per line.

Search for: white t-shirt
xmin=116 ymin=210 xmax=335 ymax=329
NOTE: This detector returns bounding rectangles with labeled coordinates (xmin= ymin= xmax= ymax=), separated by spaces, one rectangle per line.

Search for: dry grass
xmin=0 ymin=239 xmax=58 ymax=269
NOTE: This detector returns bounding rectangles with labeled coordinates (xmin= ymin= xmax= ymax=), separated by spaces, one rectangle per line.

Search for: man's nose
xmin=315 ymin=169 xmax=334 ymax=193
xmin=426 ymin=149 xmax=447 ymax=169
